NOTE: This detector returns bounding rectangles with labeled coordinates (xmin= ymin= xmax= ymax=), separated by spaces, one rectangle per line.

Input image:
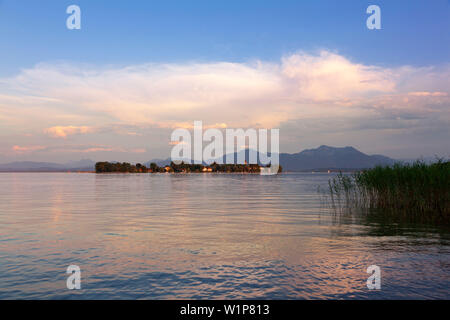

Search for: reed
xmin=327 ymin=160 xmax=450 ymax=224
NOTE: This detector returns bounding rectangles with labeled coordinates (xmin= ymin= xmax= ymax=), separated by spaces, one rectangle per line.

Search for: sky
xmin=0 ymin=0 xmax=449 ymax=163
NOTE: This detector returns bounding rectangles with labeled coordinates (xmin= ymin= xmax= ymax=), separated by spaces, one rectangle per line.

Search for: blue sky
xmin=1 ymin=0 xmax=449 ymax=74
xmin=0 ymin=0 xmax=449 ymax=162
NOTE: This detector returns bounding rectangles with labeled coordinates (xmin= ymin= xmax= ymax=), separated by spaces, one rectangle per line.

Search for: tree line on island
xmin=95 ymin=161 xmax=282 ymax=173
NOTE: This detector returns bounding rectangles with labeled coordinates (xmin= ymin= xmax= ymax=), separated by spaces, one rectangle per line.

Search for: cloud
xmin=281 ymin=51 xmax=396 ymax=102
xmin=12 ymin=145 xmax=46 ymax=153
xmin=0 ymin=50 xmax=449 ymax=159
xmin=408 ymin=91 xmax=448 ymax=97
xmin=130 ymin=148 xmax=146 ymax=153
xmin=1 ymin=50 xmax=448 ymax=130
xmin=54 ymin=145 xmax=146 ymax=154
xmin=45 ymin=126 xmax=95 ymax=138
xmin=9 ymin=144 xmax=146 ymax=155
xmin=75 ymin=147 xmax=116 ymax=153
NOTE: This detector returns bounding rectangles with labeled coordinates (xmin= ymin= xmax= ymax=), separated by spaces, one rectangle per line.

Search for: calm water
xmin=0 ymin=172 xmax=449 ymax=299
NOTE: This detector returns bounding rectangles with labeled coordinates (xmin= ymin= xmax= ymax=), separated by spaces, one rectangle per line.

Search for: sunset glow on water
xmin=0 ymin=173 xmax=448 ymax=299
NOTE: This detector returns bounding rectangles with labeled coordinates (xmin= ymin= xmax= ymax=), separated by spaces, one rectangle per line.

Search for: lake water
xmin=0 ymin=172 xmax=449 ymax=299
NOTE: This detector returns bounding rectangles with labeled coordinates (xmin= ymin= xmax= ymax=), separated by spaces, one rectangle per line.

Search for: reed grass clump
xmin=327 ymin=160 xmax=450 ymax=224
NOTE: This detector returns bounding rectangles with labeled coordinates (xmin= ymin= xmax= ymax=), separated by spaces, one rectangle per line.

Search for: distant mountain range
xmin=0 ymin=146 xmax=398 ymax=172
xmin=279 ymin=145 xmax=395 ymax=171
xmin=0 ymin=159 xmax=96 ymax=172
xmin=145 ymin=145 xmax=396 ymax=171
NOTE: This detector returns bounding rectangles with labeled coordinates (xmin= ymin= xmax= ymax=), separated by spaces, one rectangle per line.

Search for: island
xmin=95 ymin=161 xmax=282 ymax=174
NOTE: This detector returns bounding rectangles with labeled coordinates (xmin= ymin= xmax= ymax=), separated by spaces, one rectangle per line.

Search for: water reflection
xmin=0 ymin=173 xmax=448 ymax=299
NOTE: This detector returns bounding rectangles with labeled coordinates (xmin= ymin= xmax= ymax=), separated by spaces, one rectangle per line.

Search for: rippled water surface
xmin=0 ymin=173 xmax=449 ymax=299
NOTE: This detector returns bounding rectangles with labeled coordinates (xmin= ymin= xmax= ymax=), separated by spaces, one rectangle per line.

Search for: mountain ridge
xmin=145 ymin=145 xmax=396 ymax=171
xmin=0 ymin=146 xmax=396 ymax=172
xmin=0 ymin=159 xmax=96 ymax=172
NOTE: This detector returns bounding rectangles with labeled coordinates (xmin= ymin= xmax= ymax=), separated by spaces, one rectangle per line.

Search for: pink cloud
xmin=12 ymin=145 xmax=46 ymax=153
xmin=45 ymin=126 xmax=94 ymax=138
xmin=130 ymin=148 xmax=146 ymax=153
xmin=408 ymin=91 xmax=448 ymax=97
